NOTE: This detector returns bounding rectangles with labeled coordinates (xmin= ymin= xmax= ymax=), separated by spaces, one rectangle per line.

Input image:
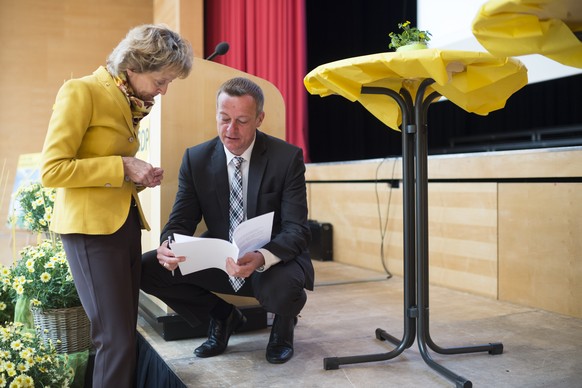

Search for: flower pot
xmin=31 ymin=305 xmax=92 ymax=353
xmin=396 ymin=42 xmax=428 ymax=52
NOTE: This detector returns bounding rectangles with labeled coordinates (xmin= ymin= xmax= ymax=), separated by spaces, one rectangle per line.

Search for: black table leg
xmin=323 ymin=88 xmax=415 ymax=370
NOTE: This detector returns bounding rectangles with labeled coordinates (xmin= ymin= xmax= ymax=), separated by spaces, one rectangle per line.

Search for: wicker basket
xmin=31 ymin=305 xmax=92 ymax=354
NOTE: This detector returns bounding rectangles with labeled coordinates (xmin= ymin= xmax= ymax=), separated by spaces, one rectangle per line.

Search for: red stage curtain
xmin=205 ymin=0 xmax=310 ymax=162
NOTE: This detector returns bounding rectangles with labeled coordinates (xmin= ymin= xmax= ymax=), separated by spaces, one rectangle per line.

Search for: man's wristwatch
xmin=254 ymin=250 xmax=265 ymax=272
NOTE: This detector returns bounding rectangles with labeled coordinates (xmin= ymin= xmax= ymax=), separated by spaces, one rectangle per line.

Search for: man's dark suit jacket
xmin=161 ymin=130 xmax=314 ymax=291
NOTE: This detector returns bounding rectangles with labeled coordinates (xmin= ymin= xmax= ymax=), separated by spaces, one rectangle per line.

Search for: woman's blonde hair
xmin=107 ymin=24 xmax=193 ymax=78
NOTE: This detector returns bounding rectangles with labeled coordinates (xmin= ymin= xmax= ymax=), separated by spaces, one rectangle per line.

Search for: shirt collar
xmin=224 ymin=135 xmax=256 ymax=164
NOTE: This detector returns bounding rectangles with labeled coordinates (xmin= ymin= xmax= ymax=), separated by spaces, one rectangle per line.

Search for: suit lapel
xmin=94 ymin=67 xmax=135 ymax=136
xmin=211 ymin=140 xmax=230 ymax=231
xmin=247 ymin=131 xmax=267 ymax=218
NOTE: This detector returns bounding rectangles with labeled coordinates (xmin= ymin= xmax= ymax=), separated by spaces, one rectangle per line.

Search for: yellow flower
xmin=10 ymin=340 xmax=23 ymax=351
xmin=12 ymin=374 xmax=34 ymax=387
xmin=25 ymin=260 xmax=34 ymax=271
xmin=40 ymin=273 xmax=51 ymax=283
xmin=14 ymin=285 xmax=24 ymax=295
xmin=19 ymin=349 xmax=33 ymax=360
xmin=23 ymin=358 xmax=35 ymax=369
xmin=4 ymin=361 xmax=15 ymax=372
xmin=21 ymin=333 xmax=34 ymax=341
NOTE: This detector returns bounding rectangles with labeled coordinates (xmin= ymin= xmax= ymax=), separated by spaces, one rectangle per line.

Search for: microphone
xmin=206 ymin=42 xmax=230 ymax=61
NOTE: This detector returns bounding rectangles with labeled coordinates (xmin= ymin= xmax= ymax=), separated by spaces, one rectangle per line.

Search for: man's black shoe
xmin=266 ymin=314 xmax=295 ymax=364
xmin=194 ymin=307 xmax=246 ymax=358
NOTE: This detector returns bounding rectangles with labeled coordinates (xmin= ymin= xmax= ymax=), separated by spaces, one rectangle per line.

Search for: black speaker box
xmin=308 ymin=220 xmax=333 ymax=261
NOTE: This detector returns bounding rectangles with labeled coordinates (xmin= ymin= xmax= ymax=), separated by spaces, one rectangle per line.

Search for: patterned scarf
xmin=112 ymin=71 xmax=154 ymax=130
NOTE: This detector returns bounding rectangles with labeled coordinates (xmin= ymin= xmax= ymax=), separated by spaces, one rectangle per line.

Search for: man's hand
xmin=156 ymin=240 xmax=185 ymax=272
xmin=225 ymin=251 xmax=265 ymax=278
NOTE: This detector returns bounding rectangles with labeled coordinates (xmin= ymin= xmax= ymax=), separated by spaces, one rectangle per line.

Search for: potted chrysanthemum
xmin=0 ymin=321 xmax=74 ymax=387
xmin=389 ymin=21 xmax=432 ymax=52
xmin=11 ymin=239 xmax=91 ymax=354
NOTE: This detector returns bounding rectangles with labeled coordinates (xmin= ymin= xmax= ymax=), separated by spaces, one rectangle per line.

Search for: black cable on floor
xmin=375 ymin=157 xmax=397 ymax=279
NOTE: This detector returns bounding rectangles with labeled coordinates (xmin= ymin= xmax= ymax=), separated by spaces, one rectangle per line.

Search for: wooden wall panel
xmin=153 ymin=0 xmax=204 ymax=57
xmin=427 ymin=183 xmax=498 ymax=298
xmin=498 ymin=183 xmax=582 ymax=318
xmin=305 ymin=158 xmax=403 ymax=181
xmin=428 ymin=148 xmax=582 ymax=179
xmin=307 ymin=182 xmax=404 ymax=276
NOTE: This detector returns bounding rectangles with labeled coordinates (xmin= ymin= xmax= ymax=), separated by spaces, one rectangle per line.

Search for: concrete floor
xmin=137 ymin=261 xmax=582 ymax=387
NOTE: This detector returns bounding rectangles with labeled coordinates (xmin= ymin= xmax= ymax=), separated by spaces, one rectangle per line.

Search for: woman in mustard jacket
xmin=40 ymin=24 xmax=192 ymax=387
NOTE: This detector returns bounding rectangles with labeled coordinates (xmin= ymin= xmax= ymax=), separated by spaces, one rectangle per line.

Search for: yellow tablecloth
xmin=304 ymin=49 xmax=528 ymax=131
xmin=472 ymin=0 xmax=582 ymax=68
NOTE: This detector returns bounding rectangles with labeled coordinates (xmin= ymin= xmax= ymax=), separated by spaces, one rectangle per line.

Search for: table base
xmin=322 ymin=80 xmax=503 ymax=388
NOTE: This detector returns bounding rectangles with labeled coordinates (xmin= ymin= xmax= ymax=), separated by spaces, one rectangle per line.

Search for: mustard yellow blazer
xmin=41 ymin=66 xmax=149 ymax=235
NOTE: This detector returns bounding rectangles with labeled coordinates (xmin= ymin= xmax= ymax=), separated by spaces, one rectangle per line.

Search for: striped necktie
xmin=228 ymin=156 xmax=245 ymax=291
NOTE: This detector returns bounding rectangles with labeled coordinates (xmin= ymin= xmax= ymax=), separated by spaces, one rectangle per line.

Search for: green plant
xmin=11 ymin=239 xmax=80 ymax=310
xmin=0 ymin=265 xmax=14 ymax=324
xmin=14 ymin=182 xmax=56 ymax=233
xmin=389 ymin=21 xmax=431 ymax=49
xmin=0 ymin=321 xmax=74 ymax=387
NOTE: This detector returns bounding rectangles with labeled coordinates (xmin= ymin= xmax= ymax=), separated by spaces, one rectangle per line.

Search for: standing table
xmin=304 ymin=49 xmax=528 ymax=388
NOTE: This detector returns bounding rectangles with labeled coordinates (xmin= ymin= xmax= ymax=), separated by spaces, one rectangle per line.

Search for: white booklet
xmin=170 ymin=211 xmax=274 ymax=275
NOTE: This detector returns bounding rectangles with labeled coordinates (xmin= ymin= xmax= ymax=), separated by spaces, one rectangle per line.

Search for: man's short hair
xmin=217 ymin=77 xmax=265 ymax=115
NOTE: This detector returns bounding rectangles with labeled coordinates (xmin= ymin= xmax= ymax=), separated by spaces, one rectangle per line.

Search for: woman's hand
xmin=122 ymin=157 xmax=164 ymax=187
